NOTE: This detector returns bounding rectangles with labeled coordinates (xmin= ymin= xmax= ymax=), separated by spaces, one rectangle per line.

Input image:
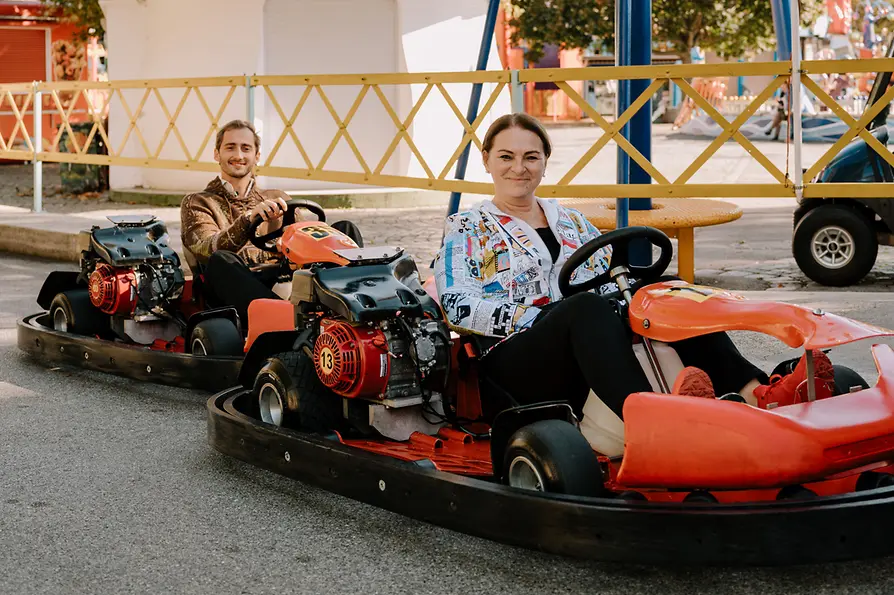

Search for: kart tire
xmin=831 ymin=364 xmax=870 ymax=395
xmin=503 ymin=419 xmax=604 ymax=497
xmin=49 ymin=289 xmax=109 ymax=337
xmin=856 ymin=471 xmax=894 ymax=491
xmin=777 ymin=485 xmax=818 ymax=501
xmin=189 ymin=318 xmax=243 ymax=356
xmin=253 ymin=351 xmax=343 ymax=433
xmin=793 ymin=205 xmax=877 ymax=287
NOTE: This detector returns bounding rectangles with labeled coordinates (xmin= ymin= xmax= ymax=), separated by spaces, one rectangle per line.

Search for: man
xmin=180 ymin=119 xmax=292 ymax=323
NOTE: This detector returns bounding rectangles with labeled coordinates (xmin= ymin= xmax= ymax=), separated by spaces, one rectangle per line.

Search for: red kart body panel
xmin=629 ymin=280 xmax=894 ymax=349
xmin=279 ymin=221 xmax=358 ymax=268
xmin=618 ymin=344 xmax=894 ymax=489
xmin=245 ymin=299 xmax=295 ymax=352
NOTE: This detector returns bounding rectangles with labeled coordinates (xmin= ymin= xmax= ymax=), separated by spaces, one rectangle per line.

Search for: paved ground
xmin=4 ymin=253 xmax=894 ymax=594
xmin=5 ymin=125 xmax=894 ymax=592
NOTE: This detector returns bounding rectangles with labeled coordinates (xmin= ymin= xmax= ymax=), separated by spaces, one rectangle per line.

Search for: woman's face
xmin=483 ymin=126 xmax=547 ymax=201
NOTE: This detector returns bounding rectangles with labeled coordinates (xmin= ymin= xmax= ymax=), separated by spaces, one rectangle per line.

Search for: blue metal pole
xmin=445 ymin=0 xmax=501 ymax=217
xmin=616 ymin=0 xmax=631 ymax=230
xmin=617 ymin=0 xmax=653 ymax=264
xmin=770 ymin=0 xmax=793 ymax=61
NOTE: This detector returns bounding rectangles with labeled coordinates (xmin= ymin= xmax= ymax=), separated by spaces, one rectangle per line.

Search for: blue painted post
xmin=737 ymin=58 xmax=745 ymax=96
xmin=770 ymin=0 xmax=793 ymax=61
xmin=445 ymin=0 xmax=501 ymax=217
xmin=617 ymin=0 xmax=653 ymax=264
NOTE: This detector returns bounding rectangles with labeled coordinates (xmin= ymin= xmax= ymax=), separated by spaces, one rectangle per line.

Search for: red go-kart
xmin=17 ymin=200 xmax=333 ymax=391
xmin=227 ymin=216 xmax=894 ymax=504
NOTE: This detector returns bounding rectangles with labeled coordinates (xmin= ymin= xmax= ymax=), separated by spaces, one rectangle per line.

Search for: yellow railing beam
xmin=804 ymin=81 xmax=894 ymax=181
xmin=673 ymin=76 xmax=788 ymax=185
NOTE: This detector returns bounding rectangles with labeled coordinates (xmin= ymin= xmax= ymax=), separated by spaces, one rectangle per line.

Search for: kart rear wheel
xmin=856 ymin=471 xmax=894 ymax=491
xmin=49 ymin=289 xmax=109 ymax=337
xmin=503 ymin=419 xmax=604 ymax=497
xmin=189 ymin=318 xmax=243 ymax=356
xmin=831 ymin=365 xmax=870 ymax=395
xmin=253 ymin=351 xmax=343 ymax=433
xmin=793 ymin=205 xmax=877 ymax=287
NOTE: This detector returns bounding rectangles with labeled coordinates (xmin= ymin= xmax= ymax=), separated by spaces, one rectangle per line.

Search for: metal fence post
xmin=32 ymin=81 xmax=42 ymax=213
xmin=510 ymin=70 xmax=525 ymax=114
xmin=789 ymin=0 xmax=803 ymax=200
xmin=245 ymin=74 xmax=255 ymax=125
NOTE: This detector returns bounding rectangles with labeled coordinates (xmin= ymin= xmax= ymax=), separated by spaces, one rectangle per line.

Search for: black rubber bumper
xmin=18 ymin=313 xmax=241 ymax=391
xmin=208 ymin=387 xmax=894 ymax=566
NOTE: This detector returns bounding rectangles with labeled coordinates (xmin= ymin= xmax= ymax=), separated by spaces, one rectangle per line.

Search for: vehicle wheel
xmin=683 ymin=490 xmax=718 ymax=503
xmin=189 ymin=318 xmax=243 ymax=356
xmin=855 ymin=471 xmax=894 ymax=491
xmin=253 ymin=351 xmax=343 ymax=433
xmin=503 ymin=419 xmax=604 ymax=497
xmin=793 ymin=205 xmax=878 ymax=286
xmin=49 ymin=289 xmax=109 ymax=337
xmin=776 ymin=484 xmax=817 ymax=500
xmin=831 ymin=364 xmax=870 ymax=395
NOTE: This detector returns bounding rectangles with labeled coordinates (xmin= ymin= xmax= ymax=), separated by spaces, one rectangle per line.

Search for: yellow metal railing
xmin=2 ymin=60 xmax=894 ymax=199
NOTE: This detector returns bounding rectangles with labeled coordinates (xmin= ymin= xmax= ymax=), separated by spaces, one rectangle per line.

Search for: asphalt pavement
xmin=5 ymin=253 xmax=894 ymax=594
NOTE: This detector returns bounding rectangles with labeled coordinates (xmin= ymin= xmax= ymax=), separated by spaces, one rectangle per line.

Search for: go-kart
xmin=208 ymin=220 xmax=894 ymax=565
xmin=16 ymin=199 xmax=336 ymax=391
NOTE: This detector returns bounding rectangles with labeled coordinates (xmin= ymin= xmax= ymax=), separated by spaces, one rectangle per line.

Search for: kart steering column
xmin=612 ymin=265 xmax=671 ymax=395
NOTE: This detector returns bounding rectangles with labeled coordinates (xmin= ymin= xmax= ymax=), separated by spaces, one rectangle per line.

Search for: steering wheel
xmin=248 ymin=198 xmax=326 ymax=252
xmin=558 ymin=226 xmax=673 ymax=297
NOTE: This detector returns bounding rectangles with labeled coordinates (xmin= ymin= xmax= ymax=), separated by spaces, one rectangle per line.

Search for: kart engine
xmin=312 ymin=317 xmax=449 ymax=401
xmin=88 ymin=262 xmax=184 ymax=317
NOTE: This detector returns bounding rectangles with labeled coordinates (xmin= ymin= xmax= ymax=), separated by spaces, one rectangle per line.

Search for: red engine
xmin=313 ymin=319 xmax=390 ymax=399
xmin=88 ymin=263 xmax=138 ymax=315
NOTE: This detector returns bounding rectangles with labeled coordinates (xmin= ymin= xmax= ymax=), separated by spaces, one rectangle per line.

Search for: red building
xmin=1 ymin=1 xmax=102 ymax=154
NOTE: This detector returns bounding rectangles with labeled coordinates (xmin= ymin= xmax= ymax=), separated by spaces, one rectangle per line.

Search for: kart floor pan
xmin=18 ymin=313 xmax=241 ymax=391
xmin=208 ymin=387 xmax=894 ymax=566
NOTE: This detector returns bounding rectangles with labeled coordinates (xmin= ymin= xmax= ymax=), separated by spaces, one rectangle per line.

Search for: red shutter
xmin=0 ymin=28 xmax=46 ymax=83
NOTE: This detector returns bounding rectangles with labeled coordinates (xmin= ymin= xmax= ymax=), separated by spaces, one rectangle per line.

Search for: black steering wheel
xmin=248 ymin=198 xmax=327 ymax=252
xmin=558 ymin=226 xmax=673 ymax=297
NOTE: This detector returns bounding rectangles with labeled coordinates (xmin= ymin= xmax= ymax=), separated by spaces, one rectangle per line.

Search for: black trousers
xmin=480 ymin=292 xmax=767 ymax=420
xmin=204 ymin=250 xmax=279 ymax=325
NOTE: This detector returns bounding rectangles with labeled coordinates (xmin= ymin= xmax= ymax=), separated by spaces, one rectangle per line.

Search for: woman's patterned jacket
xmin=434 ymin=198 xmax=611 ymax=340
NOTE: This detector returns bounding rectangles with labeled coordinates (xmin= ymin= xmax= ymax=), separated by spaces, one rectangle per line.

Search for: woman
xmin=433 ymin=113 xmax=832 ymax=421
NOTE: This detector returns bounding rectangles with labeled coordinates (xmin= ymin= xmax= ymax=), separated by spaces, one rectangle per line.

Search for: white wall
xmin=259 ymin=0 xmax=399 ymax=191
xmin=398 ymin=0 xmax=510 ymax=184
xmin=99 ymin=0 xmax=508 ymax=192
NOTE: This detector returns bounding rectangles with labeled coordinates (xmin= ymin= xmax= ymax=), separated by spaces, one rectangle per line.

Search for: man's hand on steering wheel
xmin=248 ymin=195 xmax=289 ymax=236
xmin=247 ymin=198 xmax=328 ymax=252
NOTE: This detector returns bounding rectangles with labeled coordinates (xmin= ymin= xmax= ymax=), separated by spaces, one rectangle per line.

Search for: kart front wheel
xmin=49 ymin=289 xmax=109 ymax=337
xmin=189 ymin=318 xmax=243 ymax=356
xmin=253 ymin=351 xmax=343 ymax=433
xmin=503 ymin=419 xmax=604 ymax=497
xmin=793 ymin=205 xmax=877 ymax=287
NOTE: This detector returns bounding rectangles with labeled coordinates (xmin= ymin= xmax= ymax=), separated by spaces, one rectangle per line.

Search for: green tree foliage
xmin=506 ymin=0 xmax=825 ymax=63
xmin=42 ymin=0 xmax=105 ymax=41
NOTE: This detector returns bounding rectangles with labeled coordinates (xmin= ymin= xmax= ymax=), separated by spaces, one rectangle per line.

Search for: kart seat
xmin=330 ymin=220 xmax=364 ymax=248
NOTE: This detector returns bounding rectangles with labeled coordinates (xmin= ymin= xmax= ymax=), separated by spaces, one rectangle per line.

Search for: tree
xmin=506 ymin=0 xmax=825 ymax=63
xmin=503 ymin=0 xmax=613 ymax=63
xmin=42 ymin=0 xmax=105 ymax=42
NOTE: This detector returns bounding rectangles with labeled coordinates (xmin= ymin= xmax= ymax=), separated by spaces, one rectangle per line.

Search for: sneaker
xmin=671 ymin=367 xmax=716 ymax=399
xmin=753 ymin=350 xmax=834 ymax=409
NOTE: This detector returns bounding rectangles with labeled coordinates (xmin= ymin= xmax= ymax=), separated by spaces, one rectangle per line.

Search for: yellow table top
xmin=561 ymin=198 xmax=743 ymax=229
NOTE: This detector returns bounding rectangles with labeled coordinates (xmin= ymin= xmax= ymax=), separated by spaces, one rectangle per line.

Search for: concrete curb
xmin=0 ymin=223 xmax=82 ymax=262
